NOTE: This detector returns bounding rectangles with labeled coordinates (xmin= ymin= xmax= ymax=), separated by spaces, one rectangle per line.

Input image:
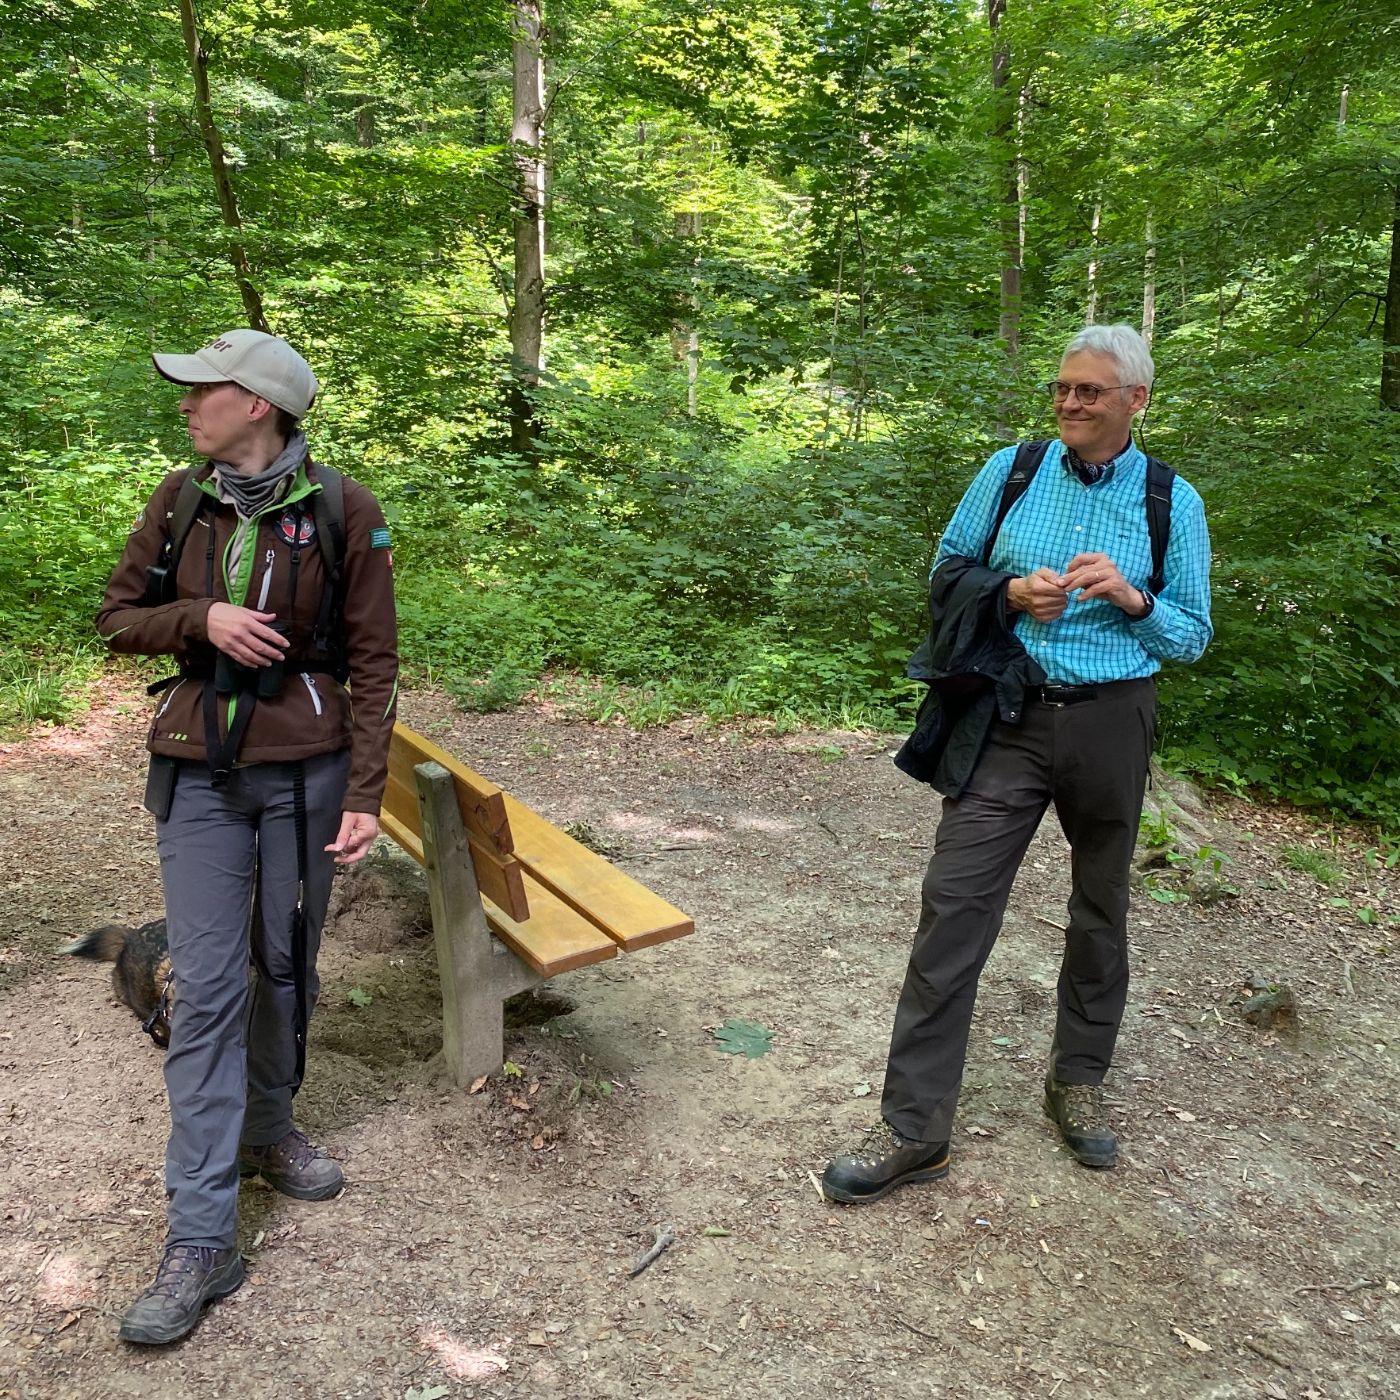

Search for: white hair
xmin=1063 ymin=323 xmax=1154 ymax=389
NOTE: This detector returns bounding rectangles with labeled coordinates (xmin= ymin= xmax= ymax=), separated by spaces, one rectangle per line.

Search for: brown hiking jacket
xmin=97 ymin=460 xmax=398 ymax=814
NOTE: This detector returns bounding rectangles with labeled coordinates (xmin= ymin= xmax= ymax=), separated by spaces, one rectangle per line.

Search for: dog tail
xmin=60 ymin=925 xmax=130 ymax=963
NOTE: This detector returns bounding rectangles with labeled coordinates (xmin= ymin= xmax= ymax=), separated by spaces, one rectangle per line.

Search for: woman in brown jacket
xmin=96 ymin=329 xmax=397 ymax=1345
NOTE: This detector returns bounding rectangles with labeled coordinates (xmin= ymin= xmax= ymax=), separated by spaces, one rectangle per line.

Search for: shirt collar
xmin=1061 ymin=438 xmax=1137 ymax=487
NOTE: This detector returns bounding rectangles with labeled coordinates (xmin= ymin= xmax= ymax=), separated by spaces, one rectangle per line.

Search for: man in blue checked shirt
xmin=823 ymin=323 xmax=1212 ymax=1204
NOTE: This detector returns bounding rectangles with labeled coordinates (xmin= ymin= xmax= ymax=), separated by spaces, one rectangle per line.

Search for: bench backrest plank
xmin=379 ymin=798 xmax=530 ymax=924
xmin=501 ymin=795 xmax=695 ymax=951
xmin=382 ymin=729 xmax=529 ymax=922
xmin=388 ymin=724 xmax=515 ymax=858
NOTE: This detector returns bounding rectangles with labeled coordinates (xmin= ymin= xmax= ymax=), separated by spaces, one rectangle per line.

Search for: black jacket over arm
xmin=893 ymin=556 xmax=1046 ymax=798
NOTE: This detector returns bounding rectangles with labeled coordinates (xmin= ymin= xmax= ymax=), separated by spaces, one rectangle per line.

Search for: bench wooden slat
xmin=379 ymin=809 xmax=423 ymax=865
xmin=380 ymin=795 xmax=529 ymax=922
xmin=389 ymin=724 xmax=514 ymax=859
xmin=383 ymin=805 xmax=615 ymax=977
xmin=480 ymin=881 xmax=619 ymax=977
xmin=502 ymin=795 xmax=696 ymax=952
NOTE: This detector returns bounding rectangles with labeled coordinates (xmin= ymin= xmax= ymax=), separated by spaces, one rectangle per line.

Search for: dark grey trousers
xmin=882 ymin=678 xmax=1155 ymax=1145
xmin=155 ymin=750 xmax=348 ymax=1248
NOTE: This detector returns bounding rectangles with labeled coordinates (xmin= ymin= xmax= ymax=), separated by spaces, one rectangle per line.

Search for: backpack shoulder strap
xmin=145 ymin=469 xmax=208 ymax=606
xmin=308 ymin=461 xmax=346 ymax=578
xmin=981 ymin=439 xmax=1050 ymax=566
xmin=1144 ymin=455 xmax=1175 ymax=596
xmin=167 ymin=468 xmax=205 ymax=543
xmin=307 ymin=461 xmax=349 ymax=680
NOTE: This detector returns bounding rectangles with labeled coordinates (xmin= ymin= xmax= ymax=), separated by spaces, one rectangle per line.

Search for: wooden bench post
xmin=414 ymin=760 xmax=541 ymax=1083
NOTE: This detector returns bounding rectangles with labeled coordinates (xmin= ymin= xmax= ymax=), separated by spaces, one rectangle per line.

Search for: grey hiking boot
xmin=239 ymin=1127 xmax=344 ymax=1200
xmin=118 ymin=1244 xmax=244 ymax=1345
xmin=822 ymin=1121 xmax=951 ymax=1204
xmin=1044 ymin=1075 xmax=1117 ymax=1167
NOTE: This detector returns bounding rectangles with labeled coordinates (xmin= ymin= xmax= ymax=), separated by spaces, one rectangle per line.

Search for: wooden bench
xmin=378 ymin=722 xmax=694 ymax=1081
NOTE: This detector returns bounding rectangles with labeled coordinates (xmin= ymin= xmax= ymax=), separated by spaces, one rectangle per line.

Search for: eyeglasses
xmin=1045 ymin=380 xmax=1133 ymax=405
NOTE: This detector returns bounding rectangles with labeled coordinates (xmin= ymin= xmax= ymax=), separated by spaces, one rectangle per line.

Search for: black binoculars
xmin=215 ymin=624 xmax=287 ymax=699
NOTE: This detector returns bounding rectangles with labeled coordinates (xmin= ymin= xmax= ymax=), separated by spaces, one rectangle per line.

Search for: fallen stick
xmin=629 ymin=1224 xmax=677 ymax=1278
xmin=1292 ymin=1278 xmax=1378 ymax=1295
xmin=1242 ymin=1337 xmax=1293 ymax=1370
xmin=894 ymin=1314 xmax=940 ymax=1344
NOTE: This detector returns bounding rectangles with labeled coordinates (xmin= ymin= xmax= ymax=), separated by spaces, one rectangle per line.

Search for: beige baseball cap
xmin=152 ymin=329 xmax=319 ymax=418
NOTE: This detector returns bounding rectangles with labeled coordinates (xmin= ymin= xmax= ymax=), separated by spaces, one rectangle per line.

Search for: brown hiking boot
xmin=118 ymin=1244 xmax=244 ymax=1345
xmin=239 ymin=1127 xmax=343 ymax=1200
xmin=821 ymin=1121 xmax=951 ymax=1204
xmin=1044 ymin=1075 xmax=1117 ymax=1168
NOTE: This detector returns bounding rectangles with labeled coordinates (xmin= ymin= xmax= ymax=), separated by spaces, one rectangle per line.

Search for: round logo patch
xmin=277 ymin=508 xmax=316 ymax=547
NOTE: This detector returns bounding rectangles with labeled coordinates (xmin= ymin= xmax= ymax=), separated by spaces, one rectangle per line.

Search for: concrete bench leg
xmin=414 ymin=761 xmax=541 ymax=1084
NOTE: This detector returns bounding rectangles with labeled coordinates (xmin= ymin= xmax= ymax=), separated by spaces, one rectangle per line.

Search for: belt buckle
xmin=1041 ymin=684 xmax=1071 ymax=708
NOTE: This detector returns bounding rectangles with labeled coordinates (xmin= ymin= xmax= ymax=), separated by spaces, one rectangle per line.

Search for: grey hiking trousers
xmin=156 ymin=750 xmax=348 ymax=1248
xmin=882 ymin=678 xmax=1155 ymax=1145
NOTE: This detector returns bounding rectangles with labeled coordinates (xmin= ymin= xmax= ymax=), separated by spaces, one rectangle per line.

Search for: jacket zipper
xmin=154 ymin=678 xmax=186 ymax=720
xmin=301 ymin=672 xmax=323 ymax=715
xmin=256 ymin=548 xmax=275 ymax=611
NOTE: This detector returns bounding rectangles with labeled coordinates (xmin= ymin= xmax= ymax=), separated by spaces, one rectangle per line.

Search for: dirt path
xmin=1 ymin=683 xmax=1396 ymax=1400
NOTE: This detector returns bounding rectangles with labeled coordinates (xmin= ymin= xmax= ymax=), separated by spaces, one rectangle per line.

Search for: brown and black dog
xmin=62 ymin=919 xmax=174 ymax=1048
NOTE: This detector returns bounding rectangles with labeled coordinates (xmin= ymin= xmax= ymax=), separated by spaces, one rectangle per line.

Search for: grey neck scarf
xmin=212 ymin=431 xmax=308 ymax=519
xmin=212 ymin=432 xmax=308 ymax=586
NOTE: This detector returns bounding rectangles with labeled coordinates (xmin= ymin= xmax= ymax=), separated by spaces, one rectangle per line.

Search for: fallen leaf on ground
xmin=469 ymin=1075 xmax=488 ymax=1094
xmin=419 ymin=1327 xmax=509 ymax=1380
xmin=710 ymin=1018 xmax=775 ymax=1059
xmin=1171 ymin=1325 xmax=1212 ymax=1353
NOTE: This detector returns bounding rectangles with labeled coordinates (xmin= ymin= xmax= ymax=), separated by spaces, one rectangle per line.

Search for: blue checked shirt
xmin=933 ymin=440 xmax=1213 ymax=685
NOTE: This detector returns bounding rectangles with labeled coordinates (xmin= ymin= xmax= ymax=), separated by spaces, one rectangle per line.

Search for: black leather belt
xmin=1029 ymin=684 xmax=1099 ymax=707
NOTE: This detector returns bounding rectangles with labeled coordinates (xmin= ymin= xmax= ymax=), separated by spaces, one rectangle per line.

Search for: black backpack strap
xmin=307 ymin=461 xmax=349 ymax=682
xmin=982 ymin=439 xmax=1050 ymax=566
xmin=143 ymin=468 xmax=209 ymax=606
xmin=1144 ymin=455 xmax=1175 ymax=597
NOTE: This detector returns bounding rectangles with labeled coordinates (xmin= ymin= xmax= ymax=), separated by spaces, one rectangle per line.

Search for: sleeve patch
xmin=369 ymin=527 xmax=392 ymax=549
xmin=129 ymin=509 xmax=147 ymax=533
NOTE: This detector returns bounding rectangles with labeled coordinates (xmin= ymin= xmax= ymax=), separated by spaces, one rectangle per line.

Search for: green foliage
xmin=1279 ymin=843 xmax=1346 ymax=887
xmin=2 ymin=0 xmax=1398 ymax=832
xmin=0 ymin=650 xmax=97 ymax=737
xmin=566 ymin=1075 xmax=614 ymax=1105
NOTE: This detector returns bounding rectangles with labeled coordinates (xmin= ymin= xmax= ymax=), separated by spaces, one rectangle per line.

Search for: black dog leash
xmin=290 ymin=760 xmax=310 ymax=1091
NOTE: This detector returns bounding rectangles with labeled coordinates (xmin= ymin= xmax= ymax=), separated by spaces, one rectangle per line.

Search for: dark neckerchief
xmin=1064 ymin=439 xmax=1133 ymax=487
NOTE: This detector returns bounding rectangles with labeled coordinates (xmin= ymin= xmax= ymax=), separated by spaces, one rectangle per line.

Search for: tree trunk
xmin=988 ymin=0 xmax=1019 ymax=357
xmin=509 ymin=0 xmax=546 ymax=454
xmin=176 ymin=0 xmax=268 ymax=331
xmin=1087 ymin=201 xmax=1102 ymax=324
xmin=673 ymin=210 xmax=701 ymax=417
xmin=1141 ymin=212 xmax=1156 ymax=345
xmin=1382 ymin=183 xmax=1400 ymax=411
xmin=355 ymin=98 xmax=377 ymax=148
xmin=1016 ymin=86 xmax=1028 ymax=272
xmin=67 ymin=59 xmax=84 ymax=233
